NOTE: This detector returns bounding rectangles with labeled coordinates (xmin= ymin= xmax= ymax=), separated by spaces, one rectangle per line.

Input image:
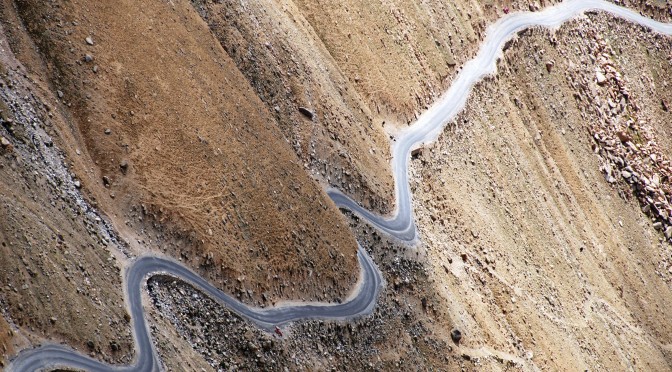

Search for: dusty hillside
xmin=3 ymin=0 xmax=360 ymax=308
xmin=295 ymin=0 xmax=670 ymax=126
xmin=189 ymin=0 xmax=396 ymax=214
xmin=189 ymin=0 xmax=671 ymax=214
xmin=1 ymin=0 xmax=672 ymax=370
xmin=142 ymin=10 xmax=672 ymax=369
xmin=413 ymin=13 xmax=672 ymax=370
xmin=0 ymin=23 xmax=133 ymax=365
xmin=187 ymin=0 xmax=565 ymax=213
xmin=288 ymin=0 xmax=561 ymax=125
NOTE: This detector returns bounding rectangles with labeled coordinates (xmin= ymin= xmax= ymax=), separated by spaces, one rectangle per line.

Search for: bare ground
xmin=413 ymin=13 xmax=672 ymax=370
xmin=1 ymin=0 xmax=672 ymax=369
xmin=4 ymin=0 xmax=359 ymax=308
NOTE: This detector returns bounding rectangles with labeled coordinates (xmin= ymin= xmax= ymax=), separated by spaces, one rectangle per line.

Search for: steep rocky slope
xmin=0 ymin=24 xmax=133 ymax=365
xmin=0 ymin=0 xmax=360 ymax=366
xmin=285 ymin=0 xmax=670 ymax=126
xmin=3 ymin=0 xmax=359 ymax=308
xmin=189 ymin=0 xmax=396 ymax=214
xmin=187 ymin=0 xmax=671 ymax=214
xmin=147 ymin=7 xmax=672 ymax=372
xmin=413 ymin=12 xmax=672 ymax=370
xmin=1 ymin=0 xmax=672 ymax=370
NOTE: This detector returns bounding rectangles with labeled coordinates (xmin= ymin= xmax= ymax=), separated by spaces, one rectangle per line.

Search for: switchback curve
xmin=7 ymin=248 xmax=383 ymax=371
xmin=7 ymin=1 xmax=672 ymax=370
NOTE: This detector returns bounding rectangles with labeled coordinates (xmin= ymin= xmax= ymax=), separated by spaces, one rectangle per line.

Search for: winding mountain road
xmin=7 ymin=1 xmax=672 ymax=370
xmin=7 ymin=248 xmax=382 ymax=372
xmin=330 ymin=0 xmax=672 ymax=242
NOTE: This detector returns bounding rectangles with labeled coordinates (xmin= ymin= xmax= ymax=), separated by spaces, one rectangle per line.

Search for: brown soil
xmin=189 ymin=0 xmax=397 ymax=214
xmin=0 ymin=35 xmax=134 ymax=366
xmin=0 ymin=316 xmax=12 ymax=367
xmin=1 ymin=0 xmax=672 ymax=369
xmin=289 ymin=0 xmax=563 ymax=125
xmin=4 ymin=0 xmax=359 ymax=308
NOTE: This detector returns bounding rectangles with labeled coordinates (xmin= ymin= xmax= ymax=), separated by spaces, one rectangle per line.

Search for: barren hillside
xmin=1 ymin=0 xmax=672 ymax=370
xmin=4 ymin=0 xmax=361 ymax=307
xmin=145 ymin=10 xmax=672 ymax=369
xmin=414 ymin=12 xmax=672 ymax=370
xmin=0 ymin=19 xmax=136 ymax=365
xmin=0 ymin=0 xmax=363 ymax=365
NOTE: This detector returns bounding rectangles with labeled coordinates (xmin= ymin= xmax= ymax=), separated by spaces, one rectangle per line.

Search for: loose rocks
xmin=120 ymin=160 xmax=129 ymax=174
xmin=0 ymin=136 xmax=12 ymax=152
xmin=298 ymin=107 xmax=315 ymax=120
xmin=450 ymin=329 xmax=462 ymax=344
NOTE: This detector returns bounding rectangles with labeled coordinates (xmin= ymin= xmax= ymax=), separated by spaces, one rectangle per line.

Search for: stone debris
xmin=450 ymin=329 xmax=462 ymax=344
xmin=120 ymin=160 xmax=129 ymax=174
xmin=110 ymin=341 xmax=121 ymax=352
xmin=85 ymin=36 xmax=94 ymax=45
xmin=298 ymin=106 xmax=315 ymax=120
xmin=0 ymin=136 xmax=12 ymax=152
xmin=596 ymin=70 xmax=607 ymax=85
xmin=574 ymin=31 xmax=672 ymax=243
xmin=147 ymin=252 xmax=456 ymax=370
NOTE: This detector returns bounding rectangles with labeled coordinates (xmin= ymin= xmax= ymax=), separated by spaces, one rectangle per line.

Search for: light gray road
xmin=7 ymin=247 xmax=383 ymax=372
xmin=7 ymin=1 xmax=672 ymax=371
xmin=330 ymin=0 xmax=672 ymax=243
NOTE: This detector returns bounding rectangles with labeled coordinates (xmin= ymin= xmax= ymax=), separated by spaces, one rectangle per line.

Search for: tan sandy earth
xmin=413 ymin=13 xmax=672 ymax=370
xmin=1 ymin=0 xmax=672 ymax=369
xmin=147 ymin=6 xmax=672 ymax=371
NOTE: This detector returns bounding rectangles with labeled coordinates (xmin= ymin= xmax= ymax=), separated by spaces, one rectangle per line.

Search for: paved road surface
xmin=330 ymin=0 xmax=672 ymax=243
xmin=8 ymin=248 xmax=382 ymax=372
xmin=7 ymin=1 xmax=672 ymax=370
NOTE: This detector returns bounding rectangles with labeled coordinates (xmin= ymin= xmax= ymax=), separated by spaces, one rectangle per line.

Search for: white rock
xmin=596 ymin=71 xmax=607 ymax=85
